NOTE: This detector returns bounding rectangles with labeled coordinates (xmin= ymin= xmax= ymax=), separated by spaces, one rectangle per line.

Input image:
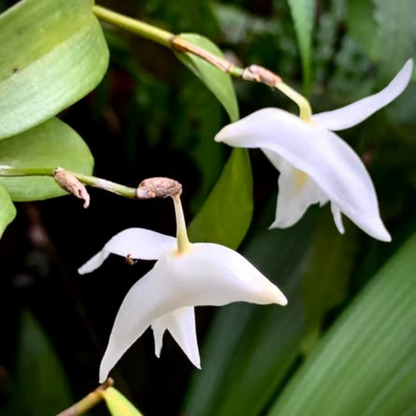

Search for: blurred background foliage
xmin=0 ymin=0 xmax=415 ymax=415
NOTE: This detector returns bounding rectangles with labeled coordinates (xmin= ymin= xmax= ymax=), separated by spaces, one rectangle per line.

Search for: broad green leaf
xmin=373 ymin=0 xmax=416 ymax=81
xmin=9 ymin=311 xmax=72 ymax=416
xmin=0 ymin=118 xmax=93 ymax=201
xmin=268 ymin=233 xmax=416 ymax=416
xmin=347 ymin=0 xmax=379 ymax=60
xmin=0 ymin=185 xmax=16 ymax=237
xmin=174 ymin=33 xmax=239 ymax=122
xmin=188 ymin=148 xmax=252 ymax=249
xmin=0 ymin=0 xmax=109 ymax=140
xmin=183 ymin=208 xmax=317 ymax=416
xmin=287 ymin=0 xmax=316 ymax=93
xmin=102 ymin=387 xmax=144 ymax=416
xmin=300 ymin=214 xmax=358 ymax=352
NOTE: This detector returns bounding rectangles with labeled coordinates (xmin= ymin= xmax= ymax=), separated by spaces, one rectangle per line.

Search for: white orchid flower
xmin=216 ymin=59 xmax=413 ymax=242
xmin=79 ymin=196 xmax=287 ymax=382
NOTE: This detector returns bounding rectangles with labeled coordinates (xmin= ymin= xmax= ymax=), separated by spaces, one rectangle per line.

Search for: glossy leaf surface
xmin=0 ymin=0 xmax=109 ymax=139
xmin=0 ymin=118 xmax=93 ymax=201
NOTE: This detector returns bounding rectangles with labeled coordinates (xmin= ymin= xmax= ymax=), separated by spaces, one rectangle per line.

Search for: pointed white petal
xmin=99 ymin=244 xmax=287 ymax=381
xmin=78 ymin=250 xmax=110 ymax=275
xmin=99 ymin=265 xmax=172 ymax=382
xmin=78 ymin=228 xmax=176 ymax=275
xmin=152 ymin=320 xmax=164 ymax=358
xmin=215 ymin=108 xmax=391 ymax=241
xmin=331 ymin=203 xmax=345 ymax=234
xmin=269 ymin=160 xmax=328 ymax=229
xmin=161 ymin=243 xmax=288 ymax=307
xmin=152 ymin=307 xmax=201 ymax=368
xmin=104 ymin=228 xmax=176 ymax=259
xmin=262 ymin=148 xmax=284 ymax=171
xmin=312 ymin=59 xmax=413 ymax=131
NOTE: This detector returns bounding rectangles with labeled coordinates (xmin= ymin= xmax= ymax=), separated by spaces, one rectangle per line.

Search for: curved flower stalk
xmin=79 ymin=196 xmax=287 ymax=382
xmin=215 ymin=59 xmax=413 ymax=242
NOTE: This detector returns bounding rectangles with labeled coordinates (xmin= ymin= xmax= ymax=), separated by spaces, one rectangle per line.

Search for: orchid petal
xmin=152 ymin=319 xmax=164 ymax=358
xmin=78 ymin=250 xmax=110 ymax=275
xmin=331 ymin=203 xmax=345 ymax=234
xmin=268 ymin=159 xmax=328 ymax=229
xmin=215 ymin=108 xmax=391 ymax=241
xmin=152 ymin=307 xmax=201 ymax=368
xmin=104 ymin=228 xmax=176 ymax=259
xmin=78 ymin=228 xmax=176 ymax=274
xmin=312 ymin=59 xmax=413 ymax=131
xmin=160 ymin=243 xmax=288 ymax=308
xmin=99 ymin=267 xmax=170 ymax=383
xmin=262 ymin=148 xmax=284 ymax=171
xmin=99 ymin=243 xmax=286 ymax=381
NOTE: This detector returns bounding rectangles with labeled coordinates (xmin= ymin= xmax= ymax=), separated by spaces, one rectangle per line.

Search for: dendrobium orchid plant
xmin=215 ymin=59 xmax=413 ymax=242
xmin=77 ymin=55 xmax=412 ymax=385
xmin=79 ymin=195 xmax=287 ymax=383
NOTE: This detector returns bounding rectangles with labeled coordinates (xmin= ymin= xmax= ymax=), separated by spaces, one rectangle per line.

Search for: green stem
xmin=276 ymin=82 xmax=313 ymax=121
xmin=93 ymin=5 xmax=314 ymax=118
xmin=171 ymin=35 xmax=244 ymax=78
xmin=0 ymin=166 xmax=54 ymax=176
xmin=55 ymin=378 xmax=113 ymax=416
xmin=72 ymin=172 xmax=136 ymax=199
xmin=93 ymin=5 xmax=173 ymax=48
xmin=93 ymin=5 xmax=245 ymax=78
xmin=0 ymin=165 xmax=137 ymax=199
xmin=172 ymin=195 xmax=191 ymax=254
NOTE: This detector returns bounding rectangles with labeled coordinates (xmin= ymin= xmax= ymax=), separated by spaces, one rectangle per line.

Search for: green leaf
xmin=174 ymin=33 xmax=239 ymax=122
xmin=0 ymin=0 xmax=109 ymax=140
xmin=102 ymin=387 xmax=144 ymax=416
xmin=287 ymin=0 xmax=316 ymax=93
xmin=183 ymin=208 xmax=317 ymax=416
xmin=268 ymin=233 xmax=416 ymax=416
xmin=347 ymin=0 xmax=379 ymax=60
xmin=9 ymin=311 xmax=72 ymax=416
xmin=0 ymin=118 xmax=94 ymax=201
xmin=300 ymin=214 xmax=359 ymax=352
xmin=188 ymin=148 xmax=252 ymax=249
xmin=0 ymin=185 xmax=16 ymax=237
xmin=373 ymin=0 xmax=416 ymax=81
